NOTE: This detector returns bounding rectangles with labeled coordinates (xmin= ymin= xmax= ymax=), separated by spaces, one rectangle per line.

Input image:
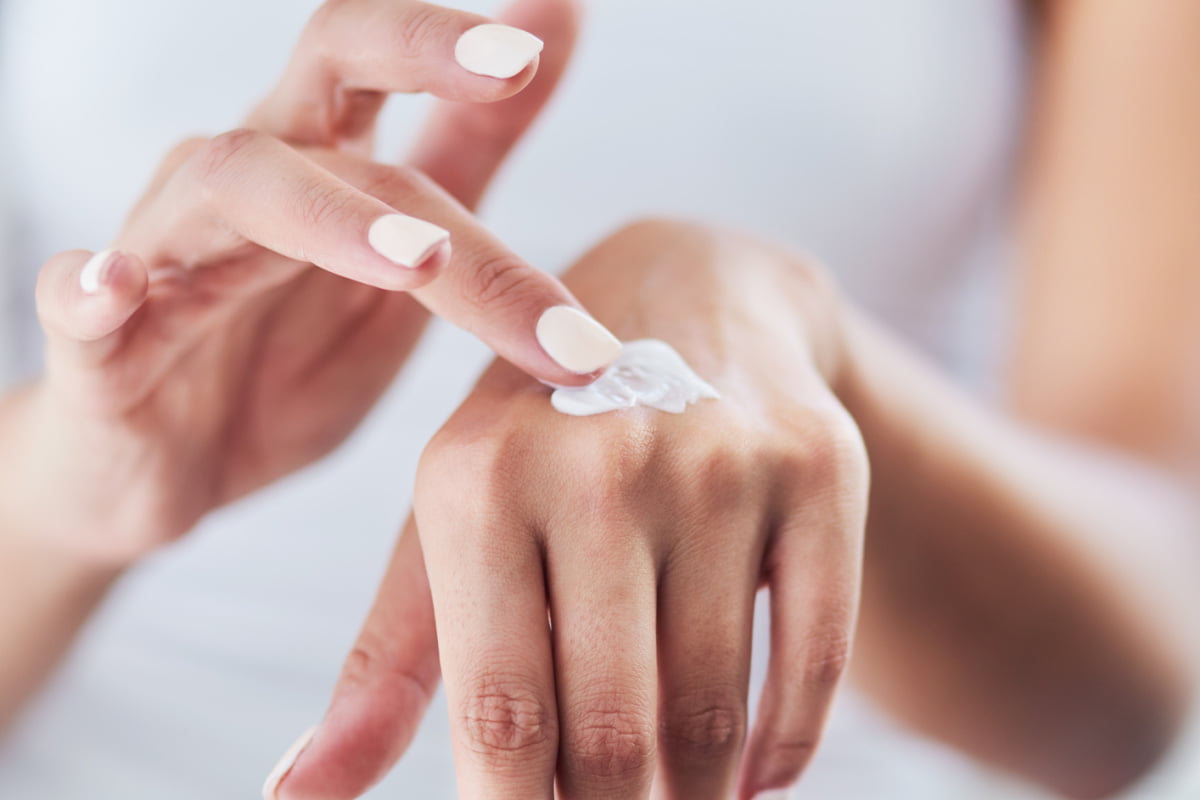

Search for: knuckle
xmin=662 ymin=692 xmax=747 ymax=760
xmin=606 ymin=216 xmax=707 ymax=250
xmin=568 ymin=427 xmax=660 ymax=511
xmin=359 ymin=162 xmax=428 ymax=206
xmin=587 ymin=456 xmax=643 ymax=503
xmin=459 ymin=677 xmax=556 ymax=761
xmin=340 ymin=640 xmax=432 ymax=703
xmin=418 ymin=425 xmax=528 ymax=496
xmin=463 ymin=253 xmax=538 ymax=312
xmin=196 ymin=128 xmax=262 ymax=192
xmin=762 ymin=735 xmax=818 ymax=779
xmin=341 ymin=644 xmax=382 ymax=688
xmin=803 ymin=628 xmax=853 ymax=690
xmin=692 ymin=445 xmax=754 ymax=509
xmin=782 ymin=411 xmax=869 ymax=492
xmin=161 ymin=137 xmax=209 ymax=174
xmin=568 ymin=699 xmax=656 ymax=781
xmin=306 ymin=0 xmax=353 ymax=40
xmin=293 ymin=180 xmax=361 ymax=232
xmin=394 ymin=4 xmax=450 ymax=54
xmin=416 ymin=410 xmax=554 ymax=526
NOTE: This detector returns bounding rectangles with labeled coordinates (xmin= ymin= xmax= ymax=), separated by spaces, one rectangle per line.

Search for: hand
xmin=279 ymin=220 xmax=871 ymax=800
xmin=2 ymin=0 xmax=593 ymax=564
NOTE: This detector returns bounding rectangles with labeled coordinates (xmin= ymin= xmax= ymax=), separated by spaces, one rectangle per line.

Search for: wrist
xmin=562 ymin=220 xmax=849 ymax=393
xmin=830 ymin=306 xmax=920 ymax=460
xmin=0 ymin=381 xmax=172 ymax=570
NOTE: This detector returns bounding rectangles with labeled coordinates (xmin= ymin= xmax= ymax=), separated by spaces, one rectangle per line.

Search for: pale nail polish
xmin=368 ymin=214 xmax=449 ymax=269
xmin=261 ymin=726 xmax=317 ymax=800
xmin=455 ymin=24 xmax=544 ymax=79
xmin=80 ymin=249 xmax=117 ymax=295
xmin=536 ymin=306 xmax=622 ymax=374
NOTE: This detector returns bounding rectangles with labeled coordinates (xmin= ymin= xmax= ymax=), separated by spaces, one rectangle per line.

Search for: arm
xmin=0 ymin=385 xmax=122 ymax=727
xmin=845 ymin=309 xmax=1197 ymax=799
xmin=265 ymin=8 xmax=1200 ymax=797
xmin=847 ymin=2 xmax=1200 ymax=794
xmin=1014 ymin=0 xmax=1200 ymax=469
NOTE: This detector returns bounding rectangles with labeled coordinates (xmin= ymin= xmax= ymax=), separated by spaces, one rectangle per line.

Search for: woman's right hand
xmin=0 ymin=0 xmax=607 ymax=565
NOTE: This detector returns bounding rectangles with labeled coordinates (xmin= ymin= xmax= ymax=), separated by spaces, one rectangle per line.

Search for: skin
xmin=1 ymin=1 xmax=1198 ymax=799
xmin=0 ymin=0 xmax=586 ymax=723
xmin=278 ymin=2 xmax=1200 ymax=799
xmin=280 ymin=222 xmax=1196 ymax=800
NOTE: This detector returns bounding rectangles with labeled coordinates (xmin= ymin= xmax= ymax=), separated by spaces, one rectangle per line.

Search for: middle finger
xmin=547 ymin=521 xmax=659 ymax=799
xmin=249 ymin=0 xmax=544 ymax=146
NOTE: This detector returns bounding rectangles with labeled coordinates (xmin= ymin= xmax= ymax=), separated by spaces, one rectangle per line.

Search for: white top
xmin=3 ymin=1 xmax=1187 ymax=798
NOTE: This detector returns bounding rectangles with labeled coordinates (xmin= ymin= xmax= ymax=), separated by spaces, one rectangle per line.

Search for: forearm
xmin=840 ymin=309 xmax=1197 ymax=799
xmin=0 ymin=384 xmax=124 ymax=731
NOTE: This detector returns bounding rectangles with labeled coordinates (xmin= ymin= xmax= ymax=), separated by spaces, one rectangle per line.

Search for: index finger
xmin=249 ymin=0 xmax=545 ymax=146
xmin=315 ymin=151 xmax=621 ymax=384
xmin=265 ymin=521 xmax=440 ymax=800
xmin=416 ymin=480 xmax=559 ymax=799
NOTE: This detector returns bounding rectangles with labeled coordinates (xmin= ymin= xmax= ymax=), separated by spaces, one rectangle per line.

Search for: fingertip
xmin=273 ymin=677 xmax=432 ymax=800
xmin=433 ymin=53 xmax=539 ymax=105
xmin=263 ymin=726 xmax=317 ymax=800
xmin=367 ymin=238 xmax=451 ymax=293
xmin=424 ymin=19 xmax=543 ymax=103
xmin=99 ymin=250 xmax=150 ymax=303
xmin=79 ymin=249 xmax=117 ymax=295
xmin=454 ymin=23 xmax=544 ymax=81
xmin=396 ymin=238 xmax=452 ymax=292
xmin=79 ymin=250 xmax=149 ymax=337
xmin=735 ymin=721 xmax=811 ymax=800
xmin=38 ymin=249 xmax=148 ymax=343
xmin=78 ymin=248 xmax=147 ymax=299
xmin=534 ymin=305 xmax=622 ymax=377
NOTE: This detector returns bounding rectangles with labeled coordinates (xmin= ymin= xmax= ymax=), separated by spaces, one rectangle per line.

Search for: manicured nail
xmin=455 ymin=24 xmax=544 ymax=79
xmin=368 ymin=214 xmax=449 ymax=269
xmin=536 ymin=306 xmax=622 ymax=374
xmin=80 ymin=249 xmax=118 ymax=295
xmin=262 ymin=725 xmax=317 ymax=800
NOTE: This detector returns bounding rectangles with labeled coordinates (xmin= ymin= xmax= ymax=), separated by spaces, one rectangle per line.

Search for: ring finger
xmin=654 ymin=530 xmax=760 ymax=799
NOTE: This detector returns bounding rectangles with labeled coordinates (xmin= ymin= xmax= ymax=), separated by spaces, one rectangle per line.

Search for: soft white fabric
xmin=0 ymin=1 xmax=1140 ymax=798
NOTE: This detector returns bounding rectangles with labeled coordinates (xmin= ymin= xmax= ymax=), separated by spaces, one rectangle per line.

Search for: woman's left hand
xmin=275 ymin=220 xmax=870 ymax=800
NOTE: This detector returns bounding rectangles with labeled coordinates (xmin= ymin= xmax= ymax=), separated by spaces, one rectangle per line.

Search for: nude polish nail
xmin=755 ymin=790 xmax=794 ymax=800
xmin=368 ymin=214 xmax=449 ymax=269
xmin=80 ymin=249 xmax=118 ymax=295
xmin=261 ymin=725 xmax=317 ymax=800
xmin=536 ymin=305 xmax=622 ymax=374
xmin=455 ymin=24 xmax=544 ymax=79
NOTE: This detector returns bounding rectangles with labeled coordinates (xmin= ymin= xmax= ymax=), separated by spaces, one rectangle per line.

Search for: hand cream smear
xmin=550 ymin=339 xmax=720 ymax=417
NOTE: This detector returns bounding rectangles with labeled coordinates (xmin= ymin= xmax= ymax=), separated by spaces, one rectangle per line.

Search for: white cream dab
xmin=550 ymin=339 xmax=720 ymax=417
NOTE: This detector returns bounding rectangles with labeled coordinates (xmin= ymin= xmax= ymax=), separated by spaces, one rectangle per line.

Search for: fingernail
xmin=455 ymin=24 xmax=544 ymax=79
xmin=80 ymin=249 xmax=118 ymax=295
xmin=262 ymin=725 xmax=317 ymax=800
xmin=536 ymin=306 xmax=622 ymax=375
xmin=368 ymin=214 xmax=449 ymax=269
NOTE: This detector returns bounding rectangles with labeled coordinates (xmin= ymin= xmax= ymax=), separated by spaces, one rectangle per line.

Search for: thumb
xmin=35 ymin=248 xmax=150 ymax=405
xmin=265 ymin=520 xmax=440 ymax=800
xmin=36 ymin=248 xmax=148 ymax=356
